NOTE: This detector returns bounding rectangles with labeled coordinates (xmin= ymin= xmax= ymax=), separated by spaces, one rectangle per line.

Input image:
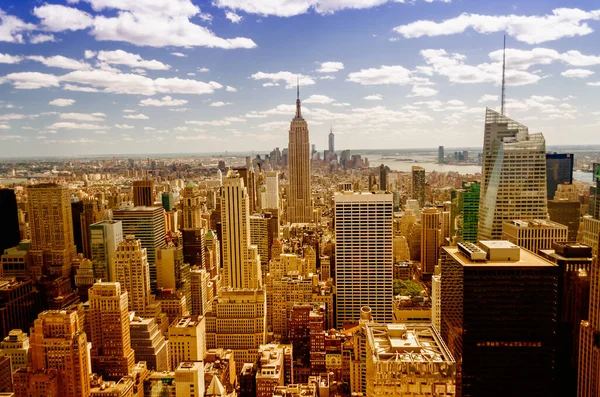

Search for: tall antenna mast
xmin=501 ymin=34 xmax=506 ymax=116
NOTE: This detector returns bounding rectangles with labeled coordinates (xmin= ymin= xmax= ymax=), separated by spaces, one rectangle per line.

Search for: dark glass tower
xmin=0 ymin=189 xmax=20 ymax=252
xmin=546 ymin=153 xmax=574 ymax=200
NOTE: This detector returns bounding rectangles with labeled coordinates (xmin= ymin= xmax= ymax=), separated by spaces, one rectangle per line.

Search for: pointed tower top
xmin=501 ymin=34 xmax=507 ymax=116
xmin=295 ymin=76 xmax=302 ymax=119
xmin=297 ymin=76 xmax=300 ymax=100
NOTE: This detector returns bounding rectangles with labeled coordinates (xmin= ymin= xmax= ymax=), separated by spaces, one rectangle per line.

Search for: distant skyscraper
xmin=411 ymin=166 xmax=426 ymax=208
xmin=181 ymin=182 xmax=203 ymax=229
xmin=88 ymin=282 xmax=135 ymax=380
xmin=27 ymin=183 xmax=76 ymax=278
xmin=90 ymin=220 xmax=123 ymax=282
xmin=335 ymin=192 xmax=393 ymax=326
xmin=438 ymin=146 xmax=444 ymax=164
xmin=220 ymin=173 xmax=261 ymax=290
xmin=441 ymin=241 xmax=558 ymax=396
xmin=265 ymin=171 xmax=279 ymax=211
xmin=30 ymin=310 xmax=90 ymax=397
xmin=112 ymin=206 xmax=166 ymax=288
xmin=420 ymin=208 xmax=440 ymax=277
xmin=287 ymin=86 xmax=314 ymax=223
xmin=114 ymin=236 xmax=152 ymax=313
xmin=546 ymin=153 xmax=574 ymax=200
xmin=0 ymin=189 xmax=20 ymax=253
xmin=478 ymin=108 xmax=548 ymax=240
xmin=450 ymin=181 xmax=480 ymax=243
xmin=133 ymin=180 xmax=154 ymax=207
xmin=378 ymin=164 xmax=387 ymax=191
xmin=328 ymin=128 xmax=335 ymax=153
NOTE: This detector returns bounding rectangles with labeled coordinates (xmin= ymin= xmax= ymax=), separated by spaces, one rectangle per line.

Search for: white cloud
xmin=0 ymin=114 xmax=28 ymax=121
xmin=30 ymin=34 xmax=56 ymax=44
xmin=0 ymin=9 xmax=36 ymax=43
xmin=303 ymin=94 xmax=335 ymax=104
xmin=59 ymin=112 xmax=105 ymax=122
xmin=561 ymin=69 xmax=594 ymax=79
xmin=171 ymin=52 xmax=187 ymax=57
xmin=27 ymin=55 xmax=90 ymax=70
xmin=317 ymin=61 xmax=344 ymax=73
xmin=210 ymin=101 xmax=233 ymax=107
xmin=1 ymin=72 xmax=60 ymax=89
xmin=63 ymin=83 xmax=100 ymax=92
xmin=263 ymin=82 xmax=279 ymax=87
xmin=0 ymin=124 xmax=9 ymax=129
xmin=140 ymin=96 xmax=188 ymax=107
xmin=198 ymin=67 xmax=210 ymax=72
xmin=421 ymin=49 xmax=541 ymax=86
xmin=124 ymin=114 xmax=150 ymax=120
xmin=49 ymin=122 xmax=106 ymax=130
xmin=364 ymin=94 xmax=383 ymax=100
xmin=225 ymin=11 xmax=243 ymax=23
xmin=168 ymin=108 xmax=191 ymax=112
xmin=319 ymin=75 xmax=336 ymax=80
xmin=393 ymin=8 xmax=600 ymax=44
xmin=478 ymin=94 xmax=499 ymax=103
xmin=93 ymin=50 xmax=171 ymax=70
xmin=186 ymin=117 xmax=244 ymax=126
xmin=332 ymin=102 xmax=350 ymax=107
xmin=407 ymin=86 xmax=437 ymax=97
xmin=0 ymin=54 xmax=23 ymax=64
xmin=187 ymin=73 xmax=196 ymax=76
xmin=226 ymin=86 xmax=237 ymax=92
xmin=49 ymin=98 xmax=76 ymax=107
xmin=251 ymin=71 xmax=315 ymax=88
xmin=347 ymin=65 xmax=428 ymax=85
xmin=33 ymin=4 xmax=94 ymax=32
xmin=115 ymin=124 xmax=135 ymax=129
xmin=587 ymin=82 xmax=600 ymax=86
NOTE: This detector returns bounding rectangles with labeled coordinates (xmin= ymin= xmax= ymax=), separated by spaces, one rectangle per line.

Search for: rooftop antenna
xmin=501 ymin=34 xmax=507 ymax=116
xmin=295 ymin=76 xmax=302 ymax=118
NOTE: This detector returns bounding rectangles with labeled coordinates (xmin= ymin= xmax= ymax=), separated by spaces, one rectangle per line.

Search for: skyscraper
xmin=451 ymin=181 xmax=480 ymax=243
xmin=328 ymin=128 xmax=334 ymax=154
xmin=378 ymin=164 xmax=387 ymax=191
xmin=133 ymin=180 xmax=154 ymax=207
xmin=420 ymin=208 xmax=440 ymax=277
xmin=112 ymin=206 xmax=166 ymax=288
xmin=88 ymin=282 xmax=135 ymax=380
xmin=90 ymin=220 xmax=123 ymax=282
xmin=27 ymin=183 xmax=76 ymax=278
xmin=478 ymin=108 xmax=548 ymax=240
xmin=546 ymin=153 xmax=573 ymax=200
xmin=30 ymin=310 xmax=90 ymax=397
xmin=265 ymin=171 xmax=279 ymax=211
xmin=0 ymin=189 xmax=20 ymax=253
xmin=180 ymin=182 xmax=203 ymax=229
xmin=286 ymin=86 xmax=314 ymax=224
xmin=113 ymin=236 xmax=152 ymax=313
xmin=441 ymin=241 xmax=558 ymax=396
xmin=335 ymin=192 xmax=393 ymax=326
xmin=411 ymin=166 xmax=426 ymax=208
xmin=438 ymin=146 xmax=444 ymax=164
xmin=220 ymin=173 xmax=261 ymax=290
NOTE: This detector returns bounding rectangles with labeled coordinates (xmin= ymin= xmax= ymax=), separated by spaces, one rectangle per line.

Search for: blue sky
xmin=0 ymin=0 xmax=599 ymax=157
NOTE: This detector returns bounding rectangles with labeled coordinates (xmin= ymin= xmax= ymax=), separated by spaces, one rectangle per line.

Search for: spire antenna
xmin=297 ymin=77 xmax=300 ymax=100
xmin=501 ymin=34 xmax=507 ymax=116
xmin=295 ymin=76 xmax=302 ymax=118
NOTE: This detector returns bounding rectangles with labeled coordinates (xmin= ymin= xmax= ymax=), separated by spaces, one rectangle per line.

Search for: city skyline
xmin=0 ymin=0 xmax=599 ymax=157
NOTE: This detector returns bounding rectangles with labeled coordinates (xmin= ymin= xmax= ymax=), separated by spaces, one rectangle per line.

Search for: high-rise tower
xmin=411 ymin=166 xmax=426 ymax=208
xmin=114 ymin=236 xmax=152 ymax=313
xmin=328 ymin=127 xmax=335 ymax=154
xmin=286 ymin=84 xmax=314 ymax=224
xmin=478 ymin=109 xmax=548 ymax=240
xmin=0 ymin=189 xmax=20 ymax=253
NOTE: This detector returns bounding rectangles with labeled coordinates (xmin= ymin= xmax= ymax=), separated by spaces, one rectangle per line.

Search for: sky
xmin=0 ymin=0 xmax=599 ymax=157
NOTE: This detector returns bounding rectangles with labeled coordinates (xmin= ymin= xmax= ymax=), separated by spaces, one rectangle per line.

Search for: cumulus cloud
xmin=210 ymin=101 xmax=233 ymax=107
xmin=49 ymin=98 xmax=76 ymax=107
xmin=364 ymin=94 xmax=383 ymax=100
xmin=124 ymin=114 xmax=150 ymax=119
xmin=0 ymin=53 xmax=23 ymax=64
xmin=59 ymin=112 xmax=105 ymax=122
xmin=393 ymin=8 xmax=600 ymax=44
xmin=561 ymin=69 xmax=594 ymax=78
xmin=251 ymin=71 xmax=315 ymax=88
xmin=30 ymin=34 xmax=56 ymax=44
xmin=226 ymin=86 xmax=237 ymax=92
xmin=198 ymin=67 xmax=210 ymax=72
xmin=303 ymin=94 xmax=335 ymax=104
xmin=115 ymin=124 xmax=135 ymax=129
xmin=0 ymin=9 xmax=36 ymax=43
xmin=225 ymin=11 xmax=243 ymax=23
xmin=478 ymin=94 xmax=499 ymax=103
xmin=407 ymin=86 xmax=438 ymax=97
xmin=27 ymin=55 xmax=90 ymax=70
xmin=140 ymin=96 xmax=188 ymax=106
xmin=48 ymin=122 xmax=106 ymax=130
xmin=89 ymin=50 xmax=171 ymax=70
xmin=1 ymin=72 xmax=60 ymax=89
xmin=171 ymin=52 xmax=187 ymax=57
xmin=31 ymin=1 xmax=257 ymax=49
xmin=348 ymin=65 xmax=428 ymax=85
xmin=317 ymin=61 xmax=344 ymax=73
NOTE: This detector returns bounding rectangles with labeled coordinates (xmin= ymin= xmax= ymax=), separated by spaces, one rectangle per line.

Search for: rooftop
xmin=505 ymin=219 xmax=568 ymax=229
xmin=444 ymin=243 xmax=555 ymax=268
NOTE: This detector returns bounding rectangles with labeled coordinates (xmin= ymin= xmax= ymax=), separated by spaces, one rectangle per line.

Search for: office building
xmin=161 ymin=192 xmax=174 ymax=212
xmin=80 ymin=199 xmax=102 ymax=259
xmin=450 ymin=181 xmax=480 ymax=243
xmin=478 ymin=109 xmax=548 ymax=240
xmin=90 ymin=220 xmax=123 ymax=282
xmin=89 ymin=377 xmax=133 ymax=397
xmin=27 ymin=183 xmax=76 ymax=278
xmin=181 ymin=182 xmax=204 ymax=229
xmin=0 ymin=329 xmax=30 ymax=370
xmin=335 ymin=192 xmax=393 ymax=326
xmin=420 ymin=208 xmax=440 ymax=277
xmin=0 ymin=278 xmax=38 ymax=340
xmin=580 ymin=215 xmax=600 ymax=257
xmin=264 ymin=171 xmax=279 ymax=211
xmin=329 ymin=129 xmax=335 ymax=154
xmin=133 ymin=180 xmax=154 ymax=207
xmin=548 ymin=199 xmax=581 ymax=241
xmin=539 ymin=242 xmax=592 ymax=396
xmin=0 ymin=190 xmax=20 ymax=253
xmin=1 ymin=242 xmax=29 ymax=278
xmin=182 ymin=228 xmax=206 ymax=269
xmin=129 ymin=316 xmax=168 ymax=371
xmin=365 ymin=323 xmax=455 ymax=396
xmin=255 ymin=344 xmax=286 ymax=397
xmin=250 ymin=215 xmax=269 ymax=277
xmin=13 ymin=368 xmax=59 ymax=397
xmin=286 ymin=87 xmax=314 ymax=224
xmin=392 ymin=295 xmax=431 ymax=323
xmin=156 ymin=245 xmax=191 ymax=307
xmin=546 ymin=153 xmax=573 ymax=200
xmin=167 ymin=316 xmax=205 ymax=370
xmin=88 ymin=282 xmax=135 ymax=380
xmin=502 ymin=219 xmax=568 ymax=254
xmin=220 ymin=173 xmax=261 ymax=290
xmin=438 ymin=146 xmax=444 ymax=164
xmin=411 ymin=166 xmax=426 ymax=208
xmin=440 ymin=241 xmax=558 ymax=396
xmin=113 ymin=236 xmax=152 ymax=313
xmin=189 ymin=267 xmax=211 ymax=317
xmin=30 ymin=310 xmax=90 ymax=397
xmin=175 ymin=361 xmax=204 ymax=397
xmin=112 ymin=206 xmax=166 ymax=287
xmin=379 ymin=164 xmax=388 ymax=191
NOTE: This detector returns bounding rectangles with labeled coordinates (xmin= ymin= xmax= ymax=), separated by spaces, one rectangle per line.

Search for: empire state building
xmin=286 ymin=85 xmax=314 ymax=223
